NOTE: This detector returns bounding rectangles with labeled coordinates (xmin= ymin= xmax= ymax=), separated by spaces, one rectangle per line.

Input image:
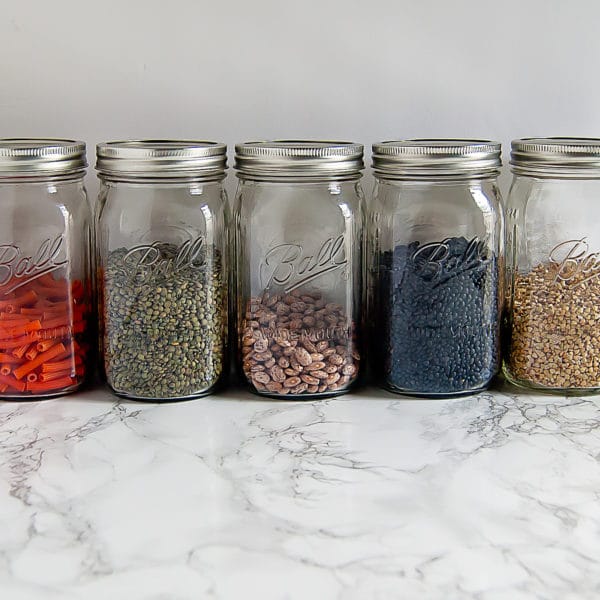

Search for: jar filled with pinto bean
xmin=234 ymin=141 xmax=364 ymax=398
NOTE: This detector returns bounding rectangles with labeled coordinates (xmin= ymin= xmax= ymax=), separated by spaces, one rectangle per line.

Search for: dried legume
xmin=379 ymin=236 xmax=499 ymax=395
xmin=241 ymin=289 xmax=359 ymax=396
xmin=102 ymin=243 xmax=225 ymax=399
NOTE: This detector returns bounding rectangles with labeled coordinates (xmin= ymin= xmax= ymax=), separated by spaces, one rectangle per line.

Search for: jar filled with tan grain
xmin=505 ymin=138 xmax=600 ymax=393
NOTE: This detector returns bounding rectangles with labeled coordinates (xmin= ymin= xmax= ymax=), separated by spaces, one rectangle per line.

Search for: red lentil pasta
xmin=0 ymin=273 xmax=90 ymax=396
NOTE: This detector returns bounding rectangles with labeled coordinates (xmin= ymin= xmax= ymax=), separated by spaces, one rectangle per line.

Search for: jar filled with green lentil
xmin=96 ymin=140 xmax=228 ymax=400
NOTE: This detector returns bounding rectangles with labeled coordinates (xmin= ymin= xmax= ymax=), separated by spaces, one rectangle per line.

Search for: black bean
xmin=377 ymin=236 xmax=500 ymax=395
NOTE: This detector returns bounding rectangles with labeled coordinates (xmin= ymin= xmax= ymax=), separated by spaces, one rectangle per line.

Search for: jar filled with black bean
xmin=369 ymin=140 xmax=503 ymax=397
xmin=96 ymin=141 xmax=228 ymax=400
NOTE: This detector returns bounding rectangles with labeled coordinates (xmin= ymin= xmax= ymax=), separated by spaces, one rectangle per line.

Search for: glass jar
xmin=0 ymin=139 xmax=92 ymax=399
xmin=96 ymin=140 xmax=228 ymax=400
xmin=369 ymin=139 xmax=503 ymax=397
xmin=504 ymin=138 xmax=600 ymax=394
xmin=234 ymin=141 xmax=364 ymax=398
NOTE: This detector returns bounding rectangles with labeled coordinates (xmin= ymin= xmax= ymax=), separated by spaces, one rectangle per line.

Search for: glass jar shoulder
xmin=507 ymin=175 xmax=600 ymax=230
xmin=0 ymin=177 xmax=90 ymax=267
xmin=0 ymin=177 xmax=89 ymax=219
xmin=98 ymin=179 xmax=226 ymax=220
xmin=97 ymin=179 xmax=227 ymax=249
xmin=372 ymin=177 xmax=500 ymax=213
xmin=370 ymin=177 xmax=502 ymax=255
xmin=234 ymin=179 xmax=363 ymax=218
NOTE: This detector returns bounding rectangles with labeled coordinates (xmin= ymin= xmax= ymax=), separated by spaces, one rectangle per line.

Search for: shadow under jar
xmin=96 ymin=141 xmax=229 ymax=401
xmin=0 ymin=139 xmax=93 ymax=399
xmin=234 ymin=141 xmax=365 ymax=398
xmin=369 ymin=140 xmax=503 ymax=398
xmin=504 ymin=138 xmax=600 ymax=394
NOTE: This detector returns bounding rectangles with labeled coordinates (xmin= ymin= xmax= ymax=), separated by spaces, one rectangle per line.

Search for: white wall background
xmin=1 ymin=0 xmax=600 ymax=199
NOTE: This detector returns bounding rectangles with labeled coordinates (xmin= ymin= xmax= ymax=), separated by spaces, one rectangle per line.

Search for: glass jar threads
xmin=504 ymin=138 xmax=600 ymax=393
xmin=234 ymin=141 xmax=364 ymax=398
xmin=0 ymin=139 xmax=92 ymax=398
xmin=96 ymin=140 xmax=228 ymax=400
xmin=369 ymin=139 xmax=503 ymax=397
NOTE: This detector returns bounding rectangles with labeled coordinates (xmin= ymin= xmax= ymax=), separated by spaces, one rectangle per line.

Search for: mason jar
xmin=0 ymin=139 xmax=92 ymax=399
xmin=96 ymin=140 xmax=228 ymax=400
xmin=369 ymin=139 xmax=503 ymax=397
xmin=504 ymin=138 xmax=600 ymax=394
xmin=234 ymin=141 xmax=364 ymax=398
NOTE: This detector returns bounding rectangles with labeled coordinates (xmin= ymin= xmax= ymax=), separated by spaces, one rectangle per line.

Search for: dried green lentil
xmin=102 ymin=243 xmax=225 ymax=399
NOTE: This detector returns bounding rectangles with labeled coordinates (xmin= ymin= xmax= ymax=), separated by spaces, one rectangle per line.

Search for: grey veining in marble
xmin=0 ymin=385 xmax=599 ymax=599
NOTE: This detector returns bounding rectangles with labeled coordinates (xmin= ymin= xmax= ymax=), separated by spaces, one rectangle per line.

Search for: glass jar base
xmin=381 ymin=382 xmax=491 ymax=399
xmin=0 ymin=382 xmax=85 ymax=401
xmin=108 ymin=381 xmax=222 ymax=402
xmin=248 ymin=383 xmax=356 ymax=400
xmin=502 ymin=366 xmax=600 ymax=396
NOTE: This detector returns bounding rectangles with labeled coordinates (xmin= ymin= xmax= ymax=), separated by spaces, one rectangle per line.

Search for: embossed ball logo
xmin=549 ymin=238 xmax=600 ymax=286
xmin=0 ymin=235 xmax=68 ymax=295
xmin=260 ymin=235 xmax=348 ymax=293
xmin=411 ymin=236 xmax=488 ymax=284
xmin=122 ymin=236 xmax=207 ymax=283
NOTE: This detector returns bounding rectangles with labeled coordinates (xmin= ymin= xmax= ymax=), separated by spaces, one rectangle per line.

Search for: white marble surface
xmin=0 ymin=385 xmax=599 ymax=600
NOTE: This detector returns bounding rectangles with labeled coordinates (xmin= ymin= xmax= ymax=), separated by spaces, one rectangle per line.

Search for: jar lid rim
xmin=0 ymin=138 xmax=87 ymax=175
xmin=235 ymin=140 xmax=364 ymax=178
xmin=372 ymin=138 xmax=501 ymax=176
xmin=96 ymin=140 xmax=227 ymax=177
xmin=511 ymin=137 xmax=600 ymax=175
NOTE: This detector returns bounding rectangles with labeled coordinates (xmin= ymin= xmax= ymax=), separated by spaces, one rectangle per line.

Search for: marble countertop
xmin=0 ymin=385 xmax=599 ymax=600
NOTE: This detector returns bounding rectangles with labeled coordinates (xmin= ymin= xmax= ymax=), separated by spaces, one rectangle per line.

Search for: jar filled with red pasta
xmin=0 ymin=139 xmax=92 ymax=398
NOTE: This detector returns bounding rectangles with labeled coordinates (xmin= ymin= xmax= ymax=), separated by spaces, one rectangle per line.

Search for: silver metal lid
xmin=235 ymin=141 xmax=364 ymax=179
xmin=96 ymin=140 xmax=227 ymax=178
xmin=372 ymin=139 xmax=501 ymax=178
xmin=0 ymin=139 xmax=87 ymax=176
xmin=511 ymin=137 xmax=600 ymax=177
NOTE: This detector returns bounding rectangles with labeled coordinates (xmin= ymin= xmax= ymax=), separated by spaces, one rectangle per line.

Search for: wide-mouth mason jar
xmin=0 ymin=139 xmax=92 ymax=399
xmin=369 ymin=139 xmax=503 ymax=398
xmin=96 ymin=140 xmax=229 ymax=401
xmin=504 ymin=137 xmax=600 ymax=394
xmin=234 ymin=140 xmax=364 ymax=398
